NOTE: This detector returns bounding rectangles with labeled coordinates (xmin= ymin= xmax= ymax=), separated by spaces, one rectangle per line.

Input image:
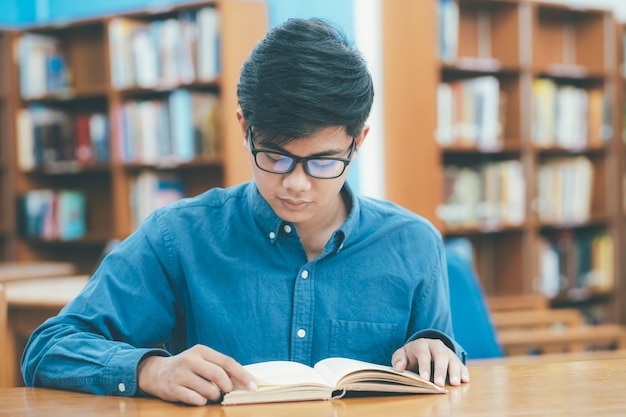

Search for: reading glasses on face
xmin=247 ymin=126 xmax=355 ymax=179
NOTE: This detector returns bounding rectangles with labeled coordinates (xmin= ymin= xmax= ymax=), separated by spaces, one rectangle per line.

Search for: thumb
xmin=391 ymin=346 xmax=408 ymax=372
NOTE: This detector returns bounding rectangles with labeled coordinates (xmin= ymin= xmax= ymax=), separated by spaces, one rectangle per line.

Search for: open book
xmin=222 ymin=357 xmax=447 ymax=405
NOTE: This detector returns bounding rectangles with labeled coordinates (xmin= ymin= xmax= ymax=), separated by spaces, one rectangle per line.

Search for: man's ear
xmin=235 ymin=108 xmax=249 ymax=146
xmin=355 ymin=125 xmax=370 ymax=151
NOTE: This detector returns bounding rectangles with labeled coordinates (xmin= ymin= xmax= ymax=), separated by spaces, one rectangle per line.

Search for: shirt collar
xmin=246 ymin=181 xmax=360 ymax=251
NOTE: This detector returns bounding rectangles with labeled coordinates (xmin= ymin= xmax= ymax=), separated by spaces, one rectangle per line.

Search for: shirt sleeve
xmin=21 ymin=212 xmax=180 ymax=396
xmin=405 ymin=230 xmax=467 ymax=364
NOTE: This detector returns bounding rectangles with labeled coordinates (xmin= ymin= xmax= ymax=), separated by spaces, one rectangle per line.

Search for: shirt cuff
xmin=104 ymin=348 xmax=170 ymax=397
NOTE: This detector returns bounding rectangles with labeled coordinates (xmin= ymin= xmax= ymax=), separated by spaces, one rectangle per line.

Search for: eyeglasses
xmin=247 ymin=126 xmax=355 ymax=179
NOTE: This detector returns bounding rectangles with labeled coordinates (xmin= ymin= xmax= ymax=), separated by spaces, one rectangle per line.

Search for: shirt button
xmin=301 ymin=270 xmax=309 ymax=279
xmin=269 ymin=232 xmax=276 ymax=239
xmin=118 ymin=383 xmax=126 ymax=393
xmin=283 ymin=224 xmax=292 ymax=233
xmin=297 ymin=329 xmax=306 ymax=338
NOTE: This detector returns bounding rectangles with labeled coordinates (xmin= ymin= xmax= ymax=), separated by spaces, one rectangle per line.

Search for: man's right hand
xmin=137 ymin=344 xmax=258 ymax=406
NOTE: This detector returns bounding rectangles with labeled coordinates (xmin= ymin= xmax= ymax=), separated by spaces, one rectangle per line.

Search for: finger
xmin=181 ymin=371 xmax=225 ymax=403
xmin=391 ymin=347 xmax=409 ymax=372
xmin=175 ymin=389 xmax=209 ymax=407
xmin=197 ymin=347 xmax=257 ymax=393
xmin=415 ymin=348 xmax=433 ymax=382
xmin=446 ymin=356 xmax=462 ymax=386
xmin=461 ymin=364 xmax=471 ymax=383
xmin=431 ymin=350 xmax=449 ymax=387
xmin=220 ymin=357 xmax=258 ymax=392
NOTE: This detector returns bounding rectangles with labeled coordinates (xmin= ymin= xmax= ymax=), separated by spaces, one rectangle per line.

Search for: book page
xmin=243 ymin=361 xmax=332 ymax=388
xmin=223 ymin=361 xmax=335 ymax=405
xmin=313 ymin=357 xmax=402 ymax=386
xmin=313 ymin=357 xmax=445 ymax=393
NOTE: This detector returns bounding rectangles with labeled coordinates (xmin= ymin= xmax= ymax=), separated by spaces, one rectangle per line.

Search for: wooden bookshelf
xmin=4 ymin=1 xmax=268 ymax=273
xmin=0 ymin=29 xmax=16 ymax=261
xmin=382 ymin=0 xmax=624 ymax=325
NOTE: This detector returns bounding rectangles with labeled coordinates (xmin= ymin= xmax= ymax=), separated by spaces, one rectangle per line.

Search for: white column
xmin=353 ymin=0 xmax=385 ymax=199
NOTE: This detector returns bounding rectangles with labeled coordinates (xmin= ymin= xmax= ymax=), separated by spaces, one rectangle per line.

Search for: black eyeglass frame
xmin=247 ymin=126 xmax=356 ymax=179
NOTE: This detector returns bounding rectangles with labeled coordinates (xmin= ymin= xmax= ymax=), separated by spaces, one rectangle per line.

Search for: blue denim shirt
xmin=22 ymin=181 xmax=465 ymax=396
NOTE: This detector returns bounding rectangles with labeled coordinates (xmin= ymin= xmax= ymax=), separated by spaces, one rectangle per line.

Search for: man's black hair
xmin=237 ymin=17 xmax=374 ymax=145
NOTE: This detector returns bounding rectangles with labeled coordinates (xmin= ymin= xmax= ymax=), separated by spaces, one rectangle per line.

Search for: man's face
xmin=247 ymin=126 xmax=357 ymax=226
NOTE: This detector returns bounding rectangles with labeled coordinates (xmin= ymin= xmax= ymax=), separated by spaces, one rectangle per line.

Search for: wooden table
xmin=1 ymin=275 xmax=89 ymax=388
xmin=0 ymin=350 xmax=624 ymax=416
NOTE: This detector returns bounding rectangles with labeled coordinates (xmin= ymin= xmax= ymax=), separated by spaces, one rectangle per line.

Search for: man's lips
xmin=279 ymin=198 xmax=310 ymax=209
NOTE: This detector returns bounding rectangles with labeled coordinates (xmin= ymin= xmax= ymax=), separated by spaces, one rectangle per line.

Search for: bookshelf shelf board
xmin=122 ymin=157 xmax=223 ymax=172
xmin=441 ymin=61 xmax=521 ymax=77
xmin=532 ymin=66 xmax=608 ymax=81
xmin=533 ymin=146 xmax=610 ymax=158
xmin=22 ymin=163 xmax=112 ymax=177
xmin=441 ymin=142 xmax=523 ymax=155
xmin=23 ymin=234 xmax=113 ymax=247
xmin=443 ymin=224 xmax=526 ymax=237
xmin=117 ymin=81 xmax=221 ymax=98
xmin=24 ymin=17 xmax=105 ymax=34
xmin=538 ymin=215 xmax=610 ymax=231
xmin=123 ymin=0 xmax=218 ymax=19
xmin=20 ymin=88 xmax=109 ymax=105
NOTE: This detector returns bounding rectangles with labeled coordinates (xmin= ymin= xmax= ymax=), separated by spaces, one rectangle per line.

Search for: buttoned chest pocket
xmin=329 ymin=319 xmax=400 ymax=365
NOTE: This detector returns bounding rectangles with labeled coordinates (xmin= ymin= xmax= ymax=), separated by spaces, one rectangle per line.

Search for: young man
xmin=22 ymin=18 xmax=469 ymax=406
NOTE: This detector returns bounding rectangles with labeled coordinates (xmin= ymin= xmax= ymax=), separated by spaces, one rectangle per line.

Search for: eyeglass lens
xmin=255 ymin=152 xmax=345 ymax=178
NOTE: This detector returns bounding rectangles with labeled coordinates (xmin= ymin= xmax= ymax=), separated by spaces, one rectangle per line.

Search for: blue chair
xmin=445 ymin=239 xmax=503 ymax=359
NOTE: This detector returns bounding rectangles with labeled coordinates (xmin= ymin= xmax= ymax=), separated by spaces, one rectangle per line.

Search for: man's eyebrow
xmin=262 ymin=143 xmax=347 ymax=158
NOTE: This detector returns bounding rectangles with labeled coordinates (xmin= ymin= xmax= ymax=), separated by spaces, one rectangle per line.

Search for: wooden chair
xmin=498 ymin=324 xmax=626 ymax=356
xmin=491 ymin=308 xmax=585 ymax=332
xmin=488 ymin=295 xmax=626 ymax=356
xmin=446 ymin=239 xmax=626 ymax=359
xmin=487 ymin=294 xmax=549 ymax=312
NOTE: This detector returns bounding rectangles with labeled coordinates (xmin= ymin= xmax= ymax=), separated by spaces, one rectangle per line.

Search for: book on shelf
xmin=108 ymin=5 xmax=219 ymax=89
xmin=587 ymin=88 xmax=612 ymax=147
xmin=554 ymin=85 xmax=588 ymax=150
xmin=169 ymin=89 xmax=195 ymax=161
xmin=196 ymin=6 xmax=220 ymax=81
xmin=441 ymin=166 xmax=482 ymax=228
xmin=221 ymin=357 xmax=445 ymax=406
xmin=130 ymin=171 xmax=184 ymax=229
xmin=536 ymin=237 xmax=562 ymax=298
xmin=17 ymin=33 xmax=69 ymax=99
xmin=536 ymin=231 xmax=614 ymax=300
xmin=436 ymin=76 xmax=504 ymax=150
xmin=22 ymin=189 xmax=86 ymax=241
xmin=536 ymin=157 xmax=593 ymax=224
xmin=119 ymin=90 xmax=220 ymax=164
xmin=577 ymin=232 xmax=614 ymax=292
xmin=532 ymin=78 xmax=557 ymax=147
xmin=437 ymin=0 xmax=458 ymax=62
xmin=532 ymin=79 xmax=608 ymax=149
xmin=440 ymin=160 xmax=525 ymax=229
xmin=16 ymin=106 xmax=110 ymax=170
xmin=57 ymin=191 xmax=88 ymax=240
xmin=191 ymin=90 xmax=221 ymax=156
